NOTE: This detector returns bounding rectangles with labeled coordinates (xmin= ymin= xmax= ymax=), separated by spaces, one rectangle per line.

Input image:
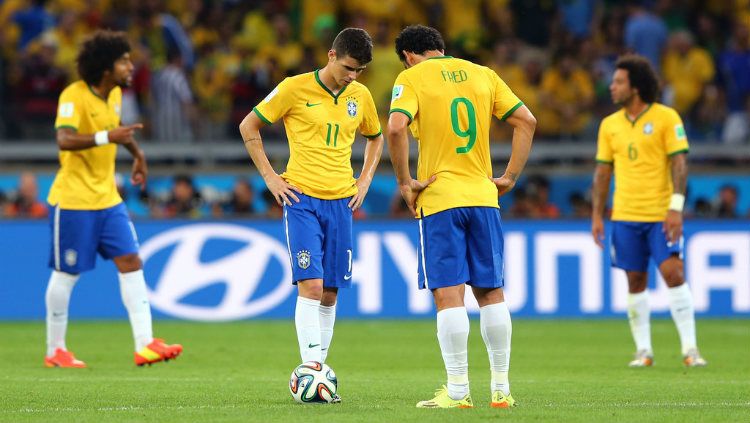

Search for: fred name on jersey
xmin=441 ymin=69 xmax=468 ymax=83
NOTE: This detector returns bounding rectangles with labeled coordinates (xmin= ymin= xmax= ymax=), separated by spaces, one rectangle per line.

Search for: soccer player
xmin=388 ymin=25 xmax=536 ymax=409
xmin=45 ymin=30 xmax=182 ymax=368
xmin=592 ymin=54 xmax=707 ymax=368
xmin=238 ymin=28 xmax=384 ymax=402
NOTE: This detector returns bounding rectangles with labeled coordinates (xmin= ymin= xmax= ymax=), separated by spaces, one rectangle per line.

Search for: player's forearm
xmin=387 ymin=130 xmax=412 ymax=185
xmin=122 ymin=138 xmax=144 ymax=161
xmin=359 ymin=135 xmax=384 ymax=183
xmin=670 ymin=153 xmax=688 ymax=195
xmin=592 ymin=164 xmax=612 ymax=219
xmin=56 ymin=131 xmax=98 ymax=151
xmin=244 ymin=138 xmax=277 ymax=181
xmin=503 ymin=107 xmax=536 ymax=180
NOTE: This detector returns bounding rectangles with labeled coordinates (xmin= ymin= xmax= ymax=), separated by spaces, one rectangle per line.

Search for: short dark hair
xmin=331 ymin=28 xmax=373 ymax=65
xmin=615 ymin=54 xmax=660 ymax=103
xmin=394 ymin=25 xmax=445 ymax=62
xmin=77 ymin=30 xmax=131 ymax=85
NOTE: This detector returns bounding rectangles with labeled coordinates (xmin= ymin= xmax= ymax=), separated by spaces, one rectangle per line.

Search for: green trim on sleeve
xmin=252 ymin=107 xmax=272 ymax=125
xmin=389 ymin=108 xmax=413 ymax=124
xmin=500 ymin=101 xmax=524 ymax=121
xmin=595 ymin=159 xmax=614 ymax=164
xmin=363 ymin=130 xmax=382 ymax=139
xmin=667 ymin=148 xmax=689 ymax=157
xmin=54 ymin=125 xmax=78 ymax=131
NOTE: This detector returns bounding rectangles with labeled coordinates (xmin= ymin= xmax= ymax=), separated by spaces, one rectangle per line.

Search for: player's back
xmin=390 ymin=57 xmax=522 ymax=216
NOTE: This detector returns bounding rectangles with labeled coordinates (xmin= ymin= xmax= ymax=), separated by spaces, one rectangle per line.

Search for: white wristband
xmin=94 ymin=130 xmax=109 ymax=146
xmin=668 ymin=193 xmax=685 ymax=212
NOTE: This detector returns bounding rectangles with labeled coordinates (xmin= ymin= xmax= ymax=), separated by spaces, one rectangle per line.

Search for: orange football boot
xmin=44 ymin=348 xmax=87 ymax=368
xmin=134 ymin=338 xmax=183 ymax=366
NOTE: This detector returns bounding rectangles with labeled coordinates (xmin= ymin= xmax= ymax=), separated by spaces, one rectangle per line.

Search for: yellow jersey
xmin=253 ymin=70 xmax=381 ymax=199
xmin=389 ymin=56 xmax=523 ymax=216
xmin=48 ymin=81 xmax=123 ymax=210
xmin=596 ymin=103 xmax=689 ymax=222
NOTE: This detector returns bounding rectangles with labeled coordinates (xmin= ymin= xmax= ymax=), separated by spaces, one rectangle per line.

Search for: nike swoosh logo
xmin=306 ymin=102 xmax=321 ymax=107
xmin=308 ymin=343 xmax=320 ymax=348
xmin=344 ymin=274 xmax=352 ymax=280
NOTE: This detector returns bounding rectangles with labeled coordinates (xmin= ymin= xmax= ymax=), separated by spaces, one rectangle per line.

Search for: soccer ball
xmin=289 ymin=361 xmax=337 ymax=403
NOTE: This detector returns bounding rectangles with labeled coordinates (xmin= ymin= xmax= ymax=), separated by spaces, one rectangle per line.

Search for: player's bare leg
xmin=659 ymin=256 xmax=706 ymax=366
xmin=626 ymin=271 xmax=653 ymax=367
xmin=472 ymin=287 xmax=516 ymax=408
xmin=114 ymin=254 xmax=182 ymax=365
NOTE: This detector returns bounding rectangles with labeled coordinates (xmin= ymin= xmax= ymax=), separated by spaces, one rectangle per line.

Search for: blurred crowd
xmin=2 ymin=171 xmax=747 ymax=220
xmin=0 ymin=0 xmax=749 ymax=143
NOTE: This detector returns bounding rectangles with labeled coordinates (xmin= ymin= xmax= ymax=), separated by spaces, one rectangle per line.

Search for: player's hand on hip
xmin=108 ymin=123 xmax=144 ymax=144
xmin=267 ymin=173 xmax=301 ymax=206
xmin=591 ymin=216 xmax=605 ymax=248
xmin=131 ymin=155 xmax=148 ymax=190
xmin=399 ymin=175 xmax=436 ymax=216
xmin=348 ymin=179 xmax=370 ymax=211
xmin=492 ymin=175 xmax=516 ymax=197
xmin=663 ymin=210 xmax=683 ymax=244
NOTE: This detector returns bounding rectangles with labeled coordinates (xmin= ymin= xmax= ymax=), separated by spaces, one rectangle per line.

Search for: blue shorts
xmin=417 ymin=207 xmax=505 ymax=290
xmin=283 ymin=193 xmax=353 ymax=288
xmin=48 ymin=202 xmax=139 ymax=274
xmin=611 ymin=221 xmax=683 ymax=272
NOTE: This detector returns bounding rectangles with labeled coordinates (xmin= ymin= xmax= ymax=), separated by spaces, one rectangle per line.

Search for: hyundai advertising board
xmin=0 ymin=220 xmax=748 ymax=320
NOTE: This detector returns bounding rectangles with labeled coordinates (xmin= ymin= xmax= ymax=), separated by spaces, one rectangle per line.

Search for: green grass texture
xmin=1 ymin=319 xmax=748 ymax=422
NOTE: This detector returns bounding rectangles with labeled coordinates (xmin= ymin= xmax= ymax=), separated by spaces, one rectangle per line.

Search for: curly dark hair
xmin=394 ymin=25 xmax=445 ymax=62
xmin=76 ymin=30 xmax=131 ymax=85
xmin=331 ymin=28 xmax=373 ymax=65
xmin=615 ymin=54 xmax=660 ymax=103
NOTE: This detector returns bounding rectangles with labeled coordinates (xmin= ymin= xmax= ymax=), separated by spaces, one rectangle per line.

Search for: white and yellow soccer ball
xmin=289 ymin=361 xmax=337 ymax=403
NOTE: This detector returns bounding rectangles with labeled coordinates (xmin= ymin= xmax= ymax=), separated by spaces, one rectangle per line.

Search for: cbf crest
xmin=643 ymin=122 xmax=654 ymax=135
xmin=296 ymin=250 xmax=311 ymax=269
xmin=345 ymin=96 xmax=358 ymax=118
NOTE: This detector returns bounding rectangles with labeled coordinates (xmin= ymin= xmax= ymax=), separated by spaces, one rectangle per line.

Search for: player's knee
xmin=113 ymin=254 xmax=142 ymax=273
xmin=626 ymin=273 xmax=648 ymax=293
xmin=298 ymin=279 xmax=324 ymax=300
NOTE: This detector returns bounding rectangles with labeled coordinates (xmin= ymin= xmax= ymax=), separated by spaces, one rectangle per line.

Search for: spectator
xmin=538 ymin=50 xmax=595 ymax=139
xmin=4 ymin=171 xmax=48 ymax=218
xmin=507 ymin=186 xmax=534 ymax=218
xmin=719 ymin=23 xmax=750 ymax=144
xmin=527 ymin=175 xmax=561 ymax=218
xmin=213 ymin=179 xmax=256 ymax=217
xmin=691 ymin=197 xmax=713 ymax=218
xmin=12 ymin=0 xmax=54 ymax=50
xmin=163 ymin=174 xmax=203 ymax=218
xmin=662 ymin=30 xmax=715 ymax=116
xmin=569 ymin=191 xmax=592 ymax=218
xmin=624 ymin=0 xmax=668 ymax=73
xmin=715 ymin=184 xmax=739 ymax=218
xmin=389 ymin=190 xmax=412 ymax=218
xmin=152 ymin=48 xmax=196 ymax=142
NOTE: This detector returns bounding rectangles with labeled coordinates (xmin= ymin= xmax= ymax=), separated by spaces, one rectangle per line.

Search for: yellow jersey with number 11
xmin=389 ymin=56 xmax=523 ymax=217
xmin=253 ymin=70 xmax=382 ymax=200
xmin=596 ymin=103 xmax=689 ymax=222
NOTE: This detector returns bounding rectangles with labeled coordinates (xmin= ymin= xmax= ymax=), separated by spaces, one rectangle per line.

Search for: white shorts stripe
xmin=418 ymin=218 xmax=429 ymax=289
xmin=53 ymin=205 xmax=61 ymax=270
xmin=283 ymin=208 xmax=293 ymax=269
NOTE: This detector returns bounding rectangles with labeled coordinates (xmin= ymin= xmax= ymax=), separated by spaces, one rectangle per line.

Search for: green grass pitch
xmin=0 ymin=319 xmax=748 ymax=422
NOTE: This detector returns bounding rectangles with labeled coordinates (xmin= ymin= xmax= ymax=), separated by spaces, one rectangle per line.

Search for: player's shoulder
xmin=600 ymin=109 xmax=624 ymax=127
xmin=60 ymin=80 xmax=88 ymax=98
xmin=650 ymin=102 xmax=681 ymax=119
xmin=346 ymin=80 xmax=372 ymax=96
xmin=281 ymin=71 xmax=315 ymax=89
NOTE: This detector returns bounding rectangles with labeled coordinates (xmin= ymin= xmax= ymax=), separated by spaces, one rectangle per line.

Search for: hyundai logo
xmin=139 ymin=223 xmax=294 ymax=321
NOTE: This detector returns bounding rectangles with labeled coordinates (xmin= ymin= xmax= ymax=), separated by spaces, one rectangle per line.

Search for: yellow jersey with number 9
xmin=253 ymin=70 xmax=382 ymax=199
xmin=596 ymin=103 xmax=689 ymax=222
xmin=389 ymin=56 xmax=523 ymax=217
xmin=48 ymin=81 xmax=123 ymax=210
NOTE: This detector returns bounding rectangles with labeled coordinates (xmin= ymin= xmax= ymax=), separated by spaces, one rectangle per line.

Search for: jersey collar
xmin=624 ymin=103 xmax=652 ymax=127
xmin=314 ymin=69 xmax=348 ymax=104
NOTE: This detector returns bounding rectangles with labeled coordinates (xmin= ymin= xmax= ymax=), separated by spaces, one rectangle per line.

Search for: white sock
xmin=296 ymin=296 xmax=322 ymax=363
xmin=45 ymin=271 xmax=79 ymax=356
xmin=118 ymin=270 xmax=153 ymax=351
xmin=668 ymin=283 xmax=698 ymax=355
xmin=480 ymin=302 xmax=512 ymax=396
xmin=627 ymin=291 xmax=652 ymax=353
xmin=437 ymin=307 xmax=470 ymax=400
xmin=319 ymin=303 xmax=336 ymax=363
